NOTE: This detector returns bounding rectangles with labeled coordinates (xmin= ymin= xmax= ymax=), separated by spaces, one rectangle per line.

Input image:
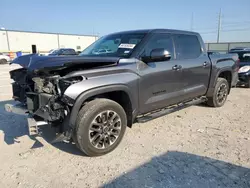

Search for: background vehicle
xmin=48 ymin=48 xmax=78 ymax=56
xmin=6 ymin=29 xmax=238 ymax=156
xmin=207 ymin=51 xmax=220 ymax=56
xmin=229 ymin=47 xmax=250 ymax=53
xmin=229 ymin=50 xmax=250 ymax=87
xmin=0 ymin=53 xmax=11 ymax=64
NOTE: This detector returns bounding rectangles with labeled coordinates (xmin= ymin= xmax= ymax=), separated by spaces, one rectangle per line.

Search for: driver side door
xmin=138 ymin=33 xmax=184 ymax=114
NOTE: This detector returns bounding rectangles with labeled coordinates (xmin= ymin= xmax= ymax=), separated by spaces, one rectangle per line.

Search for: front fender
xmin=68 ymin=84 xmax=138 ymax=129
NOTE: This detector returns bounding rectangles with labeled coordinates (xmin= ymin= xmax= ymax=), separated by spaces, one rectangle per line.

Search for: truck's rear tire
xmin=74 ymin=99 xmax=127 ymax=156
xmin=207 ymin=78 xmax=229 ymax=107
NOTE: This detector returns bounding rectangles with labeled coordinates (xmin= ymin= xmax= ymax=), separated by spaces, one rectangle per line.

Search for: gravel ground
xmin=0 ymin=64 xmax=249 ymax=188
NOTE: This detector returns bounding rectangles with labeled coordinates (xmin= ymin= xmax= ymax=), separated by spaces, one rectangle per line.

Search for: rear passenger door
xmin=172 ymin=34 xmax=211 ymax=101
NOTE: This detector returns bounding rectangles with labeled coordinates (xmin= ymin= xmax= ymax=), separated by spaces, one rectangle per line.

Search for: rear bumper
xmin=232 ymin=72 xmax=239 ymax=87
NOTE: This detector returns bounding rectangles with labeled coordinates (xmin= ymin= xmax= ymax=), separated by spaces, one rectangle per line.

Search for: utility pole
xmin=1 ymin=27 xmax=10 ymax=51
xmin=217 ymin=8 xmax=222 ymax=43
xmin=190 ymin=12 xmax=194 ymax=31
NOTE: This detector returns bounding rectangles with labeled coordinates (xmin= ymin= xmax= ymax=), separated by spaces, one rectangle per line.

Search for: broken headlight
xmin=59 ymin=76 xmax=85 ymax=94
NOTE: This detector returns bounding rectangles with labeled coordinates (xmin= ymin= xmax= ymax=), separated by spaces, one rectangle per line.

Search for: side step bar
xmin=136 ymin=97 xmax=207 ymax=123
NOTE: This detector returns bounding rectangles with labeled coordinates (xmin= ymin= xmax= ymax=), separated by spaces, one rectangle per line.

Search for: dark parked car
xmin=229 ymin=47 xmax=250 ymax=53
xmin=6 ymin=29 xmax=238 ymax=156
xmin=229 ymin=50 xmax=250 ymax=87
xmin=207 ymin=51 xmax=220 ymax=56
xmin=48 ymin=48 xmax=78 ymax=56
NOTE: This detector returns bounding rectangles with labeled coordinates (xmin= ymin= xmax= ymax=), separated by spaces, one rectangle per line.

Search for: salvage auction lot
xmin=0 ymin=64 xmax=249 ymax=188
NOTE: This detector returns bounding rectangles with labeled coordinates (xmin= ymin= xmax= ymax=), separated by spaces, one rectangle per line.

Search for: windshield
xmin=50 ymin=49 xmax=60 ymax=54
xmin=79 ymin=33 xmax=146 ymax=58
xmin=230 ymin=51 xmax=250 ymax=62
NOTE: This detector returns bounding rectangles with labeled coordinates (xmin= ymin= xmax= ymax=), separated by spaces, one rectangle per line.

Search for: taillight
xmin=236 ymin=59 xmax=240 ymax=71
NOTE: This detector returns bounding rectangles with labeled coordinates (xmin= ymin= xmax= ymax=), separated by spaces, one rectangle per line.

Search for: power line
xmin=189 ymin=10 xmax=250 ymax=41
xmin=194 ymin=27 xmax=217 ymax=31
xmin=199 ymin=31 xmax=217 ymax=34
xmin=221 ymin=28 xmax=250 ymax=32
xmin=222 ymin=21 xmax=250 ymax=26
xmin=200 ymin=32 xmax=217 ymax=35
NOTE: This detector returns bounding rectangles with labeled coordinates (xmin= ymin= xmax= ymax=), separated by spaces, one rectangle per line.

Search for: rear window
xmin=173 ymin=34 xmax=202 ymax=59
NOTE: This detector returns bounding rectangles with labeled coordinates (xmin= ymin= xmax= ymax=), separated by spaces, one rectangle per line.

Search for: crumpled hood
xmin=11 ymin=54 xmax=120 ymax=71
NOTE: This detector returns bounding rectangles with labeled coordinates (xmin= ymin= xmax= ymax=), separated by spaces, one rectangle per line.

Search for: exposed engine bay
xmin=10 ymin=68 xmax=83 ymax=124
xmin=9 ymin=54 xmax=119 ymax=126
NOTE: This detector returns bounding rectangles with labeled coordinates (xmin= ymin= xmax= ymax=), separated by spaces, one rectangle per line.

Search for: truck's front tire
xmin=74 ymin=99 xmax=127 ymax=156
xmin=207 ymin=78 xmax=229 ymax=107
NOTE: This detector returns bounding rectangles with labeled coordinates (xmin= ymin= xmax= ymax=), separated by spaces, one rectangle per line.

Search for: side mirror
xmin=150 ymin=48 xmax=171 ymax=61
xmin=141 ymin=48 xmax=171 ymax=63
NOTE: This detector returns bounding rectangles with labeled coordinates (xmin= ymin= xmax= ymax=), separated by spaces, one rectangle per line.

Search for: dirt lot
xmin=0 ymin=64 xmax=249 ymax=188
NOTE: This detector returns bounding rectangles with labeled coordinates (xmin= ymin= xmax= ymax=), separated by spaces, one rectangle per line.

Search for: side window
xmin=173 ymin=34 xmax=201 ymax=59
xmin=68 ymin=49 xmax=76 ymax=55
xmin=59 ymin=49 xmax=65 ymax=55
xmin=62 ymin=49 xmax=68 ymax=55
xmin=143 ymin=33 xmax=174 ymax=59
xmin=62 ymin=49 xmax=75 ymax=55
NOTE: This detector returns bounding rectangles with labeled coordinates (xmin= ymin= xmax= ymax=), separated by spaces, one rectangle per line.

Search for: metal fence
xmin=205 ymin=42 xmax=250 ymax=53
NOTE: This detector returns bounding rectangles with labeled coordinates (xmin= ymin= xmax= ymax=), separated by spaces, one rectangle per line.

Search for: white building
xmin=0 ymin=29 xmax=97 ymax=54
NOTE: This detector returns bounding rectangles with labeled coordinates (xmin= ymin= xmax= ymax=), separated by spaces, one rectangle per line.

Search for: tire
xmin=207 ymin=78 xmax=229 ymax=107
xmin=0 ymin=59 xmax=7 ymax=64
xmin=74 ymin=98 xmax=127 ymax=156
xmin=245 ymin=78 xmax=250 ymax=88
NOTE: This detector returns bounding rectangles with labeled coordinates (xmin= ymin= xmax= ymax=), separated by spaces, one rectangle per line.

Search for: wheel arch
xmin=69 ymin=85 xmax=137 ymax=130
xmin=216 ymin=69 xmax=232 ymax=94
xmin=206 ymin=68 xmax=233 ymax=97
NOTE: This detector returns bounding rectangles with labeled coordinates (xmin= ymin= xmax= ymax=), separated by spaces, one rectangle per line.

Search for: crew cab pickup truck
xmin=6 ymin=29 xmax=239 ymax=156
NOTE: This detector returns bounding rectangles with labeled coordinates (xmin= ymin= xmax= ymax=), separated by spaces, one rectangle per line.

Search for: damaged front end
xmin=6 ymin=54 xmax=119 ymax=142
xmin=9 ymin=68 xmax=84 ymax=141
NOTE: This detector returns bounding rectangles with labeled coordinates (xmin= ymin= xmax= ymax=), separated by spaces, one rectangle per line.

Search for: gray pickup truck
xmin=6 ymin=29 xmax=238 ymax=156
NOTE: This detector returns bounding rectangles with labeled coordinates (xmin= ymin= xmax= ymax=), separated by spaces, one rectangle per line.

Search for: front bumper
xmin=4 ymin=103 xmax=48 ymax=136
xmin=238 ymin=72 xmax=250 ymax=84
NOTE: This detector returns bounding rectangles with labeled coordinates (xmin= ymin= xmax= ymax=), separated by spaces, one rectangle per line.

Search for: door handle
xmin=203 ymin=62 xmax=209 ymax=67
xmin=172 ymin=65 xmax=182 ymax=71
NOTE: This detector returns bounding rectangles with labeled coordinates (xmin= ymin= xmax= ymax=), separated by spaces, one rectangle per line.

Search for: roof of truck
xmin=110 ymin=29 xmax=199 ymax=35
